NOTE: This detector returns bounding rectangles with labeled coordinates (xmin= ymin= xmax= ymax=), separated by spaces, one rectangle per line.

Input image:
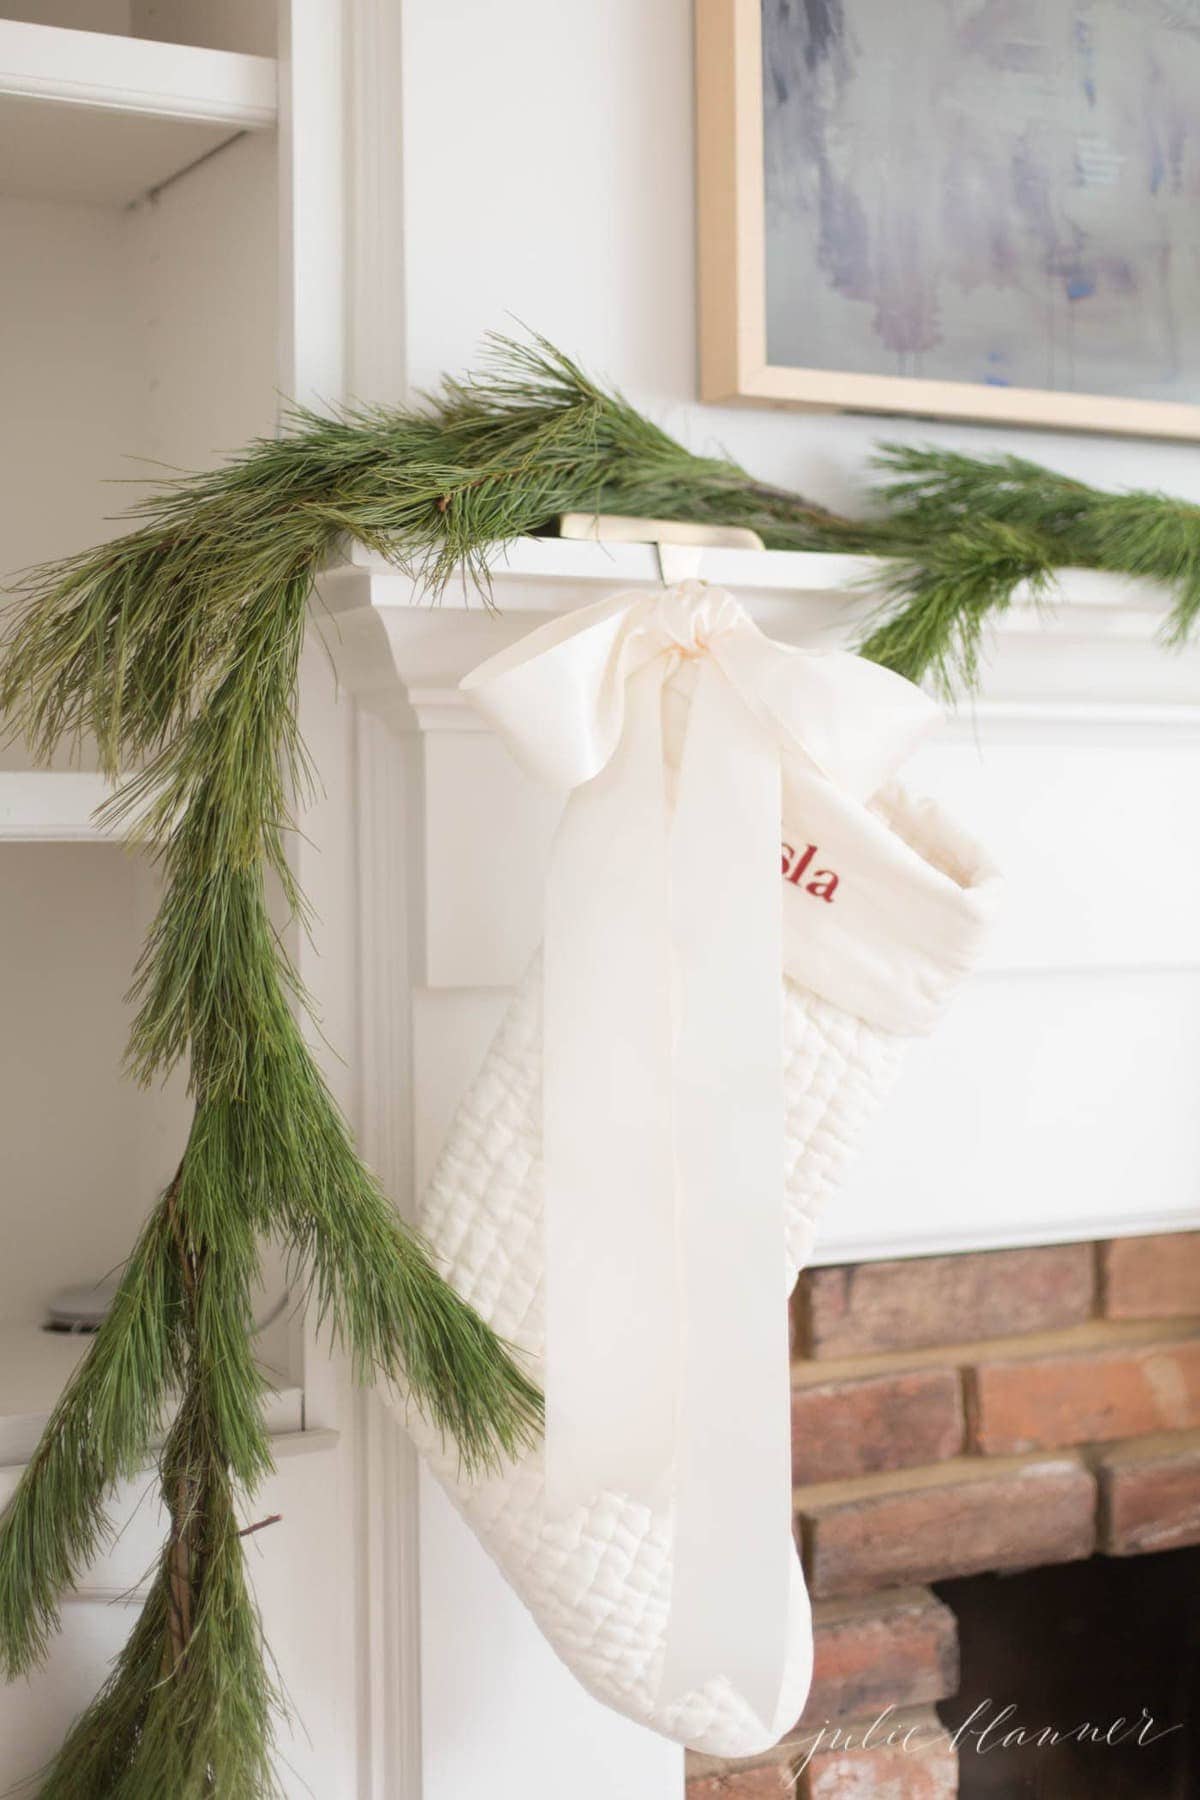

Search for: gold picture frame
xmin=695 ymin=0 xmax=1200 ymax=439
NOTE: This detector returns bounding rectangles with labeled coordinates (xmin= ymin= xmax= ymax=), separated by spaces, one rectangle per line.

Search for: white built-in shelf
xmin=0 ymin=1322 xmax=303 ymax=1468
xmin=0 ymin=20 xmax=276 ymax=205
xmin=0 ymin=770 xmax=130 ymax=840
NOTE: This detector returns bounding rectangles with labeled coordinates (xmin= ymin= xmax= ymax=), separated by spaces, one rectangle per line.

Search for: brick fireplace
xmin=686 ymin=1231 xmax=1200 ymax=1798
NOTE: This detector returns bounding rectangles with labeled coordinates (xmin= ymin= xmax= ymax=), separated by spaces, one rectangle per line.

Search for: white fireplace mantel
xmin=318 ymin=537 xmax=1200 ymax=1275
xmin=319 ymin=533 xmax=1200 ymax=717
xmin=305 ymin=536 xmax=1200 ymax=1800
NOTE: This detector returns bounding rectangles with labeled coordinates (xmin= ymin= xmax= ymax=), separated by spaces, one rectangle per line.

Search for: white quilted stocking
xmin=403 ymin=817 xmax=994 ymax=1754
xmin=399 ymin=593 xmax=999 ymax=1757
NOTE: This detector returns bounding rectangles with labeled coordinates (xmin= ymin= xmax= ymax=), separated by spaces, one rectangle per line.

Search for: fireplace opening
xmin=935 ymin=1546 xmax=1200 ymax=1798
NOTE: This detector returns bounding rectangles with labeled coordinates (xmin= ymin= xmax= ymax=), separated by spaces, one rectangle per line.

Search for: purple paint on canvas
xmin=761 ymin=0 xmax=1200 ymax=400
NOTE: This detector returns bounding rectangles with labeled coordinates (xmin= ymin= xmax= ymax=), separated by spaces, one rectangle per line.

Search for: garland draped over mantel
xmin=2 ymin=334 xmax=1199 ymax=1795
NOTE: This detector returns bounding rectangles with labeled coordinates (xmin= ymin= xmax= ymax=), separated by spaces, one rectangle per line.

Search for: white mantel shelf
xmin=318 ymin=536 xmax=1200 ymax=728
xmin=330 ymin=533 xmax=885 ymax=602
xmin=325 ymin=531 xmax=1180 ymax=617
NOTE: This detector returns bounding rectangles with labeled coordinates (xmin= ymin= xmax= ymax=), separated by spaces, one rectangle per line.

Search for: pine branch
xmin=865 ymin=445 xmax=1200 ymax=671
xmin=31 ymin=1438 xmax=280 ymax=1800
xmin=858 ymin=518 xmax=1054 ymax=693
xmin=0 ymin=1205 xmax=184 ymax=1677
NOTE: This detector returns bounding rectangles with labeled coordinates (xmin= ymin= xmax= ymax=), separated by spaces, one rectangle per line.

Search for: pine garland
xmin=856 ymin=446 xmax=1200 ymax=687
xmin=2 ymin=333 xmax=1199 ymax=1795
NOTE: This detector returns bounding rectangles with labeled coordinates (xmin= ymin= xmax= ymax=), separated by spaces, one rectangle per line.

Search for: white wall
xmin=397 ymin=0 xmax=1200 ymax=511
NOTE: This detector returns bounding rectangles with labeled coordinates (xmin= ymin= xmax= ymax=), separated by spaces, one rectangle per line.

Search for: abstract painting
xmin=696 ymin=0 xmax=1200 ymax=435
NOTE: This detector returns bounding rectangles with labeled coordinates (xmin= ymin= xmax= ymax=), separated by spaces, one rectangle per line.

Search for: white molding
xmin=345 ymin=685 xmax=1200 ymax=744
xmin=277 ymin=0 xmax=345 ymax=408
xmin=356 ymin=706 xmax=415 ymax=1205
xmin=811 ymin=1205 xmax=1200 ymax=1269
xmin=283 ymin=14 xmax=418 ymax=1785
xmin=353 ymin=706 xmax=422 ymax=1800
xmin=0 ymin=21 xmax=276 ymax=126
xmin=402 ymin=688 xmax=487 ymax=734
xmin=977 ymin=957 xmax=1200 ymax=978
xmin=354 ymin=1389 xmax=421 ymax=1800
xmin=344 ymin=0 xmax=408 ymax=406
xmin=941 ymin=700 xmax=1200 ymax=741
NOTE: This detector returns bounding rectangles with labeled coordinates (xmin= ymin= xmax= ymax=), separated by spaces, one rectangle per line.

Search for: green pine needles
xmin=856 ymin=446 xmax=1200 ymax=689
xmin=3 ymin=334 xmax=1200 ymax=1795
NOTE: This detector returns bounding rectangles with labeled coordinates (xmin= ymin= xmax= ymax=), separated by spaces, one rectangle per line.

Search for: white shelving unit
xmin=0 ymin=0 xmax=287 ymax=1417
xmin=0 ymin=8 xmax=365 ymax=1790
xmin=0 ymin=18 xmax=276 ymax=204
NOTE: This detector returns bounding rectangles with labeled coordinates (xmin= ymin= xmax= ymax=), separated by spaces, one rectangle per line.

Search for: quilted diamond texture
xmin=403 ymin=959 xmax=903 ymax=1755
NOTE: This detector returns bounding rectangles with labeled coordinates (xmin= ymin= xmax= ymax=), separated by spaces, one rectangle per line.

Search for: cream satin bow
xmin=462 ymin=583 xmax=938 ymax=1722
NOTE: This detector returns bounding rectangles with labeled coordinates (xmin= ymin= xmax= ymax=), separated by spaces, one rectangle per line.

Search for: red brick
xmin=685 ymin=1753 xmax=795 ymax=1798
xmin=1098 ymin=1429 xmax=1200 ymax=1555
xmin=968 ymin=1329 xmax=1200 ymax=1455
xmin=798 ymin=1244 xmax=1094 ymax=1359
xmin=791 ymin=1367 xmax=963 ymax=1486
xmin=795 ymin=1707 xmax=957 ymax=1799
xmin=1102 ymin=1233 xmax=1200 ymax=1321
xmin=801 ymin=1588 xmax=958 ymax=1726
xmin=798 ymin=1454 xmax=1095 ymax=1597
